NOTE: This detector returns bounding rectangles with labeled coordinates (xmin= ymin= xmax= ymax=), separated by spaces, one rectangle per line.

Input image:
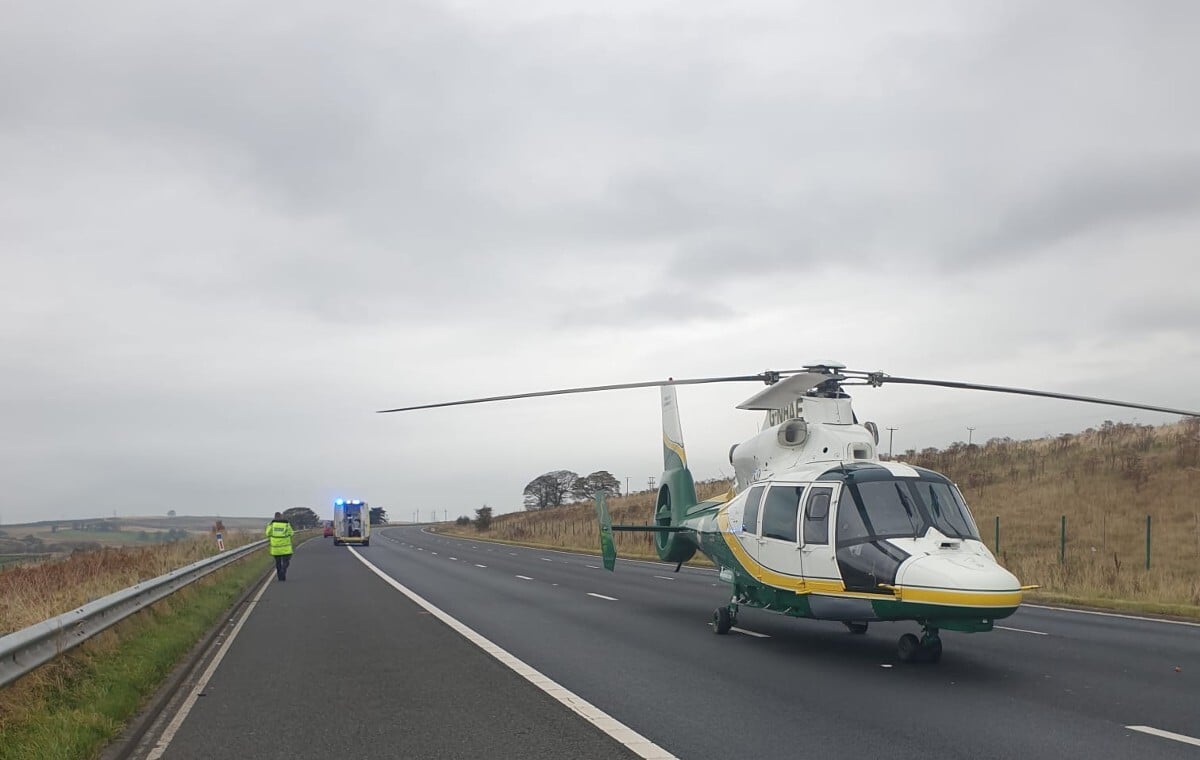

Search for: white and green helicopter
xmin=380 ymin=364 xmax=1200 ymax=663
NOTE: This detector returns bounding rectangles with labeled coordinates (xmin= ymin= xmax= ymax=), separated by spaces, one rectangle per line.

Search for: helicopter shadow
xmin=727 ymin=609 xmax=1014 ymax=684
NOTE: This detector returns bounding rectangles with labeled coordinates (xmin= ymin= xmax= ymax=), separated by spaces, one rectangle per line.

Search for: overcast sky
xmin=3 ymin=1 xmax=1198 ymax=525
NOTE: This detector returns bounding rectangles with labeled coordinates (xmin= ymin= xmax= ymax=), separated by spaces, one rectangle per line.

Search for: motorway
xmin=135 ymin=525 xmax=1200 ymax=759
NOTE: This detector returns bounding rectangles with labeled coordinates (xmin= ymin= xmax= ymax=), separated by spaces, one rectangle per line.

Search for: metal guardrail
xmin=0 ymin=539 xmax=267 ymax=688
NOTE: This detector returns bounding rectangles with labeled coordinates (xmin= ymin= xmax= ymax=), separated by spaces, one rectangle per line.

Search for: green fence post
xmin=1145 ymin=514 xmax=1151 ymax=570
xmin=1060 ymin=515 xmax=1066 ymax=565
xmin=994 ymin=515 xmax=1000 ymax=555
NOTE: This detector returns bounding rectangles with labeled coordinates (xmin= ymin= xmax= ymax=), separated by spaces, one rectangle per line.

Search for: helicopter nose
xmin=897 ymin=553 xmax=1020 ymax=599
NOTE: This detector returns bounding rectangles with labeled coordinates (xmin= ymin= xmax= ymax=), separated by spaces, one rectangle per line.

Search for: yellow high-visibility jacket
xmin=266 ymin=520 xmax=294 ymax=556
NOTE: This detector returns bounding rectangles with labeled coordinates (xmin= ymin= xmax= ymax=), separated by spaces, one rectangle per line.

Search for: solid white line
xmin=653 ymin=576 xmax=676 ymax=581
xmin=516 ymin=575 xmax=534 ymax=580
xmin=1024 ymin=603 xmax=1200 ymax=628
xmin=731 ymin=627 xmax=770 ymax=638
xmin=145 ymin=574 xmax=274 ymax=760
xmin=348 ymin=549 xmax=677 ymax=760
xmin=996 ymin=625 xmax=1048 ymax=636
xmin=587 ymin=593 xmax=619 ymax=601
xmin=475 ymin=564 xmax=487 ymax=568
xmin=1126 ymin=725 xmax=1200 ymax=747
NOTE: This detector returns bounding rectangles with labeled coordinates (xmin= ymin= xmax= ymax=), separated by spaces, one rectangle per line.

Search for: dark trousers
xmin=274 ymin=553 xmax=291 ymax=580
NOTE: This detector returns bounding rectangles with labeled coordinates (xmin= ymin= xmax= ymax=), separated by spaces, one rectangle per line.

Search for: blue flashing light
xmin=335 ymin=499 xmax=344 ymax=506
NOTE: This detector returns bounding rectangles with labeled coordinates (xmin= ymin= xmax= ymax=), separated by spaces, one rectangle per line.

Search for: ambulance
xmin=332 ymin=499 xmax=370 ymax=546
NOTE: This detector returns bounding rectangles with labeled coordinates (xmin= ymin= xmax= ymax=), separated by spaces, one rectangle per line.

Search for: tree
xmin=523 ymin=470 xmax=579 ymax=510
xmin=282 ymin=507 xmax=320 ymax=529
xmin=455 ymin=515 xmax=471 ymax=526
xmin=571 ymin=470 xmax=622 ymax=501
xmin=369 ymin=507 xmax=389 ymax=526
xmin=474 ymin=505 xmax=493 ymax=531
xmin=167 ymin=509 xmax=177 ymax=518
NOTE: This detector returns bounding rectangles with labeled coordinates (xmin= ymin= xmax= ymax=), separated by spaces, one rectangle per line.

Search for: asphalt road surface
xmin=146 ymin=525 xmax=1200 ymax=759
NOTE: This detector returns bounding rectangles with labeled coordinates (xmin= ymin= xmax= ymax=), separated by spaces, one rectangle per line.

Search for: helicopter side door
xmin=798 ymin=484 xmax=840 ymax=589
xmin=756 ymin=484 xmax=805 ymax=584
xmin=734 ymin=485 xmax=766 ymax=580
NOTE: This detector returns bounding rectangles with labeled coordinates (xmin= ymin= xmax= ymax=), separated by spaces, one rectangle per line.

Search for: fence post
xmin=1145 ymin=514 xmax=1151 ymax=570
xmin=1060 ymin=515 xmax=1066 ymax=565
xmin=994 ymin=515 xmax=1000 ymax=554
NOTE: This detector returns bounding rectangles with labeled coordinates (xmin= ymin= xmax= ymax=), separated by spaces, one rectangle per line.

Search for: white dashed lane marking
xmin=731 ymin=627 xmax=770 ymax=638
xmin=516 ymin=575 xmax=534 ymax=580
xmin=587 ymin=593 xmax=619 ymax=601
xmin=1126 ymin=726 xmax=1200 ymax=748
xmin=996 ymin=625 xmax=1047 ymax=636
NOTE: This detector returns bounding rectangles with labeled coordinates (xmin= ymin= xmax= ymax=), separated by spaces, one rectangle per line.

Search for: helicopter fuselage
xmin=679 ymin=458 xmax=1021 ymax=632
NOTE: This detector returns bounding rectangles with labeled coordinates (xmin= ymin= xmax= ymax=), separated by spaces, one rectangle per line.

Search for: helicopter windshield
xmin=838 ymin=478 xmax=980 ymax=544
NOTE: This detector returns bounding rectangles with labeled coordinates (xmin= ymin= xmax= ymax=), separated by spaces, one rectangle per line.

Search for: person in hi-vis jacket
xmin=266 ymin=512 xmax=294 ymax=581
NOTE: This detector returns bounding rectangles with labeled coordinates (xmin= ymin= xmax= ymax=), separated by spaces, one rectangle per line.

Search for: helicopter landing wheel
xmin=897 ymin=633 xmax=921 ymax=663
xmin=712 ymin=606 xmax=733 ymax=635
xmin=844 ymin=621 xmax=869 ymax=635
xmin=919 ymin=627 xmax=942 ymax=663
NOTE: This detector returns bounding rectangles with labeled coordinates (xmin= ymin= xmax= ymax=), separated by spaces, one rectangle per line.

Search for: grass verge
xmin=0 ymin=538 xmax=305 ymax=760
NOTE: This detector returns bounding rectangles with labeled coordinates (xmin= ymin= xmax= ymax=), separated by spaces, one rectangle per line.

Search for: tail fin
xmin=661 ymin=385 xmax=688 ymax=471
xmin=654 ymin=385 xmax=698 ymax=564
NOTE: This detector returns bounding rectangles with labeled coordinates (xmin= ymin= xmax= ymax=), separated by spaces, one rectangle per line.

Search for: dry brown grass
xmin=444 ymin=420 xmax=1200 ymax=614
xmin=0 ymin=531 xmax=258 ymax=636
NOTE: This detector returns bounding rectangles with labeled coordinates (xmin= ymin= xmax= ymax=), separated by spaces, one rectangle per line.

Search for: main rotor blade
xmin=376 ymin=373 xmax=772 ymax=413
xmin=871 ymin=375 xmax=1200 ymax=418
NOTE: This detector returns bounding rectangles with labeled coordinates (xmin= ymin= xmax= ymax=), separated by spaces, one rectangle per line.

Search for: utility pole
xmin=443 ymin=509 xmax=447 ymax=522
xmin=648 ymin=476 xmax=656 ymax=492
xmin=886 ymin=427 xmax=898 ymax=459
xmin=967 ymin=427 xmax=976 ymax=446
xmin=625 ymin=476 xmax=631 ymax=496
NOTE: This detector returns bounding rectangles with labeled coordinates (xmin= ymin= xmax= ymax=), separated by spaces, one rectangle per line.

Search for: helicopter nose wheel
xmin=898 ymin=626 xmax=942 ymax=663
xmin=712 ymin=603 xmax=738 ymax=635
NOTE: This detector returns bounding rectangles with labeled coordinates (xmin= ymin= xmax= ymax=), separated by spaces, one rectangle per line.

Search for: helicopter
xmin=379 ymin=363 xmax=1200 ymax=663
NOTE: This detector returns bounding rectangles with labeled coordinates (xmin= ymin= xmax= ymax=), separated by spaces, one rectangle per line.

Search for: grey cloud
xmin=969 ymin=157 xmax=1200 ymax=260
xmin=4 ymin=2 xmax=1200 ymax=521
xmin=559 ymin=289 xmax=737 ymax=328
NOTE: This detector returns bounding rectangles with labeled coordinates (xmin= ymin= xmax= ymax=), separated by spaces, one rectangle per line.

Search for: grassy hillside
xmin=444 ymin=418 xmax=1200 ymax=615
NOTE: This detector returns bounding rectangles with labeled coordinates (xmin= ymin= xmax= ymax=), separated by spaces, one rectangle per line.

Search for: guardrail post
xmin=994 ymin=515 xmax=1000 ymax=554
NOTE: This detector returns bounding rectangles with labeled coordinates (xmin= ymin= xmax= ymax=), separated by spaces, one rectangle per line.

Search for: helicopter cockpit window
xmin=838 ymin=478 xmax=981 ymax=545
xmin=761 ymin=486 xmax=802 ymax=542
xmin=912 ymin=480 xmax=979 ymax=540
xmin=803 ymin=487 xmax=832 ymax=545
xmin=742 ymin=486 xmax=765 ymax=535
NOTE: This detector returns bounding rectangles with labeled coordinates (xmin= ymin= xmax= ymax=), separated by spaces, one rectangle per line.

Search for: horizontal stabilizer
xmin=611 ymin=526 xmax=690 ymax=533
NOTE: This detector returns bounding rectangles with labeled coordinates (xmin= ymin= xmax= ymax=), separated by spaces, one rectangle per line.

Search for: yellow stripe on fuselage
xmin=714 ymin=510 xmax=1021 ymax=608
